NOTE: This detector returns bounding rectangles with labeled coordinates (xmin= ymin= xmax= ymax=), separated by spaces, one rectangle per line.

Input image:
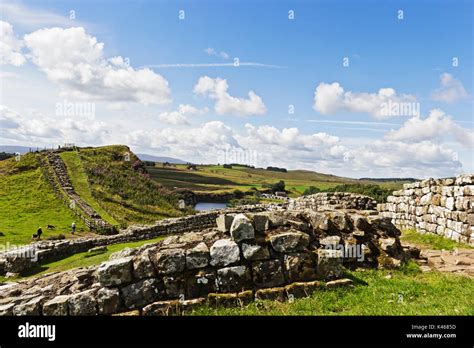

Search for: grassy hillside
xmin=0 ymin=153 xmax=86 ymax=245
xmin=147 ymin=163 xmax=405 ymax=198
xmin=73 ymin=145 xmax=185 ymax=225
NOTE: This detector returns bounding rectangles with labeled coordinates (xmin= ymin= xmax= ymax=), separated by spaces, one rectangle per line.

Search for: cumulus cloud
xmin=431 ymin=73 xmax=469 ymax=103
xmin=194 ymin=76 xmax=266 ymax=116
xmin=313 ymin=82 xmax=417 ymax=119
xmin=158 ymin=104 xmax=209 ymax=125
xmin=23 ymin=27 xmax=171 ymax=105
xmin=386 ymin=109 xmax=474 ymax=147
xmin=347 ymin=140 xmax=462 ymax=178
xmin=0 ymin=105 xmax=109 ymax=145
xmin=0 ymin=21 xmax=26 ymax=66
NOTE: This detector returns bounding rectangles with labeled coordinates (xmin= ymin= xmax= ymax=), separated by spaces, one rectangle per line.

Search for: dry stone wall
xmin=289 ymin=192 xmax=377 ymax=211
xmin=0 ymin=206 xmax=268 ymax=276
xmin=0 ymin=209 xmax=406 ymax=316
xmin=377 ymin=174 xmax=474 ymax=245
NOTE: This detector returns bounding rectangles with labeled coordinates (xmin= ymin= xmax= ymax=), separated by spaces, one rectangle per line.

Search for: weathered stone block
xmin=241 ymin=243 xmax=270 ymax=261
xmin=186 ymin=242 xmax=210 ymax=269
xmin=210 ymin=239 xmax=240 ymax=266
xmin=121 ymin=278 xmax=162 ymax=309
xmin=251 ymin=259 xmax=285 ymax=288
xmin=216 ymin=214 xmax=235 ymax=233
xmin=216 ymin=265 xmax=251 ymax=293
xmin=151 ymin=249 xmax=185 ymax=274
xmin=13 ymin=296 xmax=44 ymax=316
xmin=43 ymin=295 xmax=70 ymax=316
xmin=98 ymin=257 xmax=133 ymax=287
xmin=97 ymin=288 xmax=120 ymax=315
xmin=230 ymin=214 xmax=255 ymax=242
xmin=283 ymin=253 xmax=317 ymax=282
xmin=133 ymin=251 xmax=156 ymax=279
xmin=255 ymin=287 xmax=286 ymax=302
xmin=316 ymin=249 xmax=343 ymax=280
xmin=68 ymin=290 xmax=97 ymax=316
xmin=269 ymin=230 xmax=310 ymax=253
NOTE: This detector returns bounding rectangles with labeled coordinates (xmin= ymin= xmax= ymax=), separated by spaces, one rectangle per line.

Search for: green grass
xmin=76 ymin=146 xmax=186 ymax=226
xmin=0 ymin=235 xmax=166 ymax=282
xmin=60 ymin=151 xmax=119 ymax=225
xmin=147 ymin=163 xmax=405 ymax=198
xmin=192 ymin=262 xmax=474 ymax=316
xmin=0 ymin=154 xmax=86 ymax=245
xmin=401 ymin=229 xmax=473 ymax=250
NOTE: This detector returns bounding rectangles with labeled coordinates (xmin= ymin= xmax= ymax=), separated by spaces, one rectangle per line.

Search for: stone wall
xmin=0 ymin=209 xmax=406 ymax=316
xmin=289 ymin=192 xmax=377 ymax=211
xmin=0 ymin=206 xmax=269 ymax=276
xmin=377 ymin=174 xmax=474 ymax=245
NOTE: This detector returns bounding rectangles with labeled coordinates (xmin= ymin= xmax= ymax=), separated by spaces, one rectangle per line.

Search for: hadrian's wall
xmin=0 ymin=209 xmax=406 ymax=316
xmin=289 ymin=192 xmax=377 ymax=211
xmin=0 ymin=206 xmax=270 ymax=275
xmin=377 ymin=174 xmax=474 ymax=245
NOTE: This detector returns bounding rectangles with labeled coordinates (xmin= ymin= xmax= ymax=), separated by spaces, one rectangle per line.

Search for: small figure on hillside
xmin=71 ymin=221 xmax=76 ymax=235
xmin=35 ymin=227 xmax=43 ymax=240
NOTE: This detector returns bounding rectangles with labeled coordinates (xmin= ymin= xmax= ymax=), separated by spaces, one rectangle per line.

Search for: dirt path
xmin=402 ymin=242 xmax=474 ymax=277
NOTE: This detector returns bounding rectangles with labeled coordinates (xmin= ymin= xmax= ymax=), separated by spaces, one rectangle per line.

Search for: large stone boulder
xmin=151 ymin=249 xmax=186 ymax=274
xmin=216 ymin=214 xmax=235 ymax=232
xmin=283 ymin=253 xmax=317 ymax=282
xmin=97 ymin=288 xmax=120 ymax=315
xmin=186 ymin=242 xmax=210 ymax=269
xmin=210 ymin=239 xmax=240 ymax=266
xmin=230 ymin=214 xmax=255 ymax=242
xmin=133 ymin=251 xmax=156 ymax=279
xmin=269 ymin=230 xmax=310 ymax=253
xmin=43 ymin=295 xmax=70 ymax=316
xmin=120 ymin=278 xmax=162 ymax=309
xmin=97 ymin=257 xmax=133 ymax=287
xmin=216 ymin=266 xmax=251 ymax=293
xmin=13 ymin=296 xmax=44 ymax=316
xmin=251 ymin=260 xmax=285 ymax=288
xmin=241 ymin=243 xmax=270 ymax=261
xmin=68 ymin=290 xmax=97 ymax=316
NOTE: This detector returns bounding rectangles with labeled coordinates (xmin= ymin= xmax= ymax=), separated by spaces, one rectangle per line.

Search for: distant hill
xmin=0 ymin=145 xmax=34 ymax=154
xmin=137 ymin=153 xmax=187 ymax=164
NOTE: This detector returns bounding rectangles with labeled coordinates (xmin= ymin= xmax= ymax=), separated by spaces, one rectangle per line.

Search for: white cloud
xmin=431 ymin=73 xmax=469 ymax=103
xmin=347 ymin=140 xmax=462 ymax=178
xmin=193 ymin=76 xmax=266 ymax=116
xmin=23 ymin=27 xmax=171 ymax=105
xmin=204 ymin=47 xmax=230 ymax=60
xmin=0 ymin=21 xmax=26 ymax=66
xmin=1 ymin=2 xmax=80 ymax=29
xmin=313 ymin=82 xmax=417 ymax=119
xmin=0 ymin=105 xmax=109 ymax=145
xmin=386 ymin=109 xmax=474 ymax=147
xmin=158 ymin=104 xmax=208 ymax=125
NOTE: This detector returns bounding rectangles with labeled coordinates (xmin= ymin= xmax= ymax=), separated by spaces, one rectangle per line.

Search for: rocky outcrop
xmin=378 ymin=174 xmax=474 ymax=245
xmin=0 ymin=209 xmax=406 ymax=316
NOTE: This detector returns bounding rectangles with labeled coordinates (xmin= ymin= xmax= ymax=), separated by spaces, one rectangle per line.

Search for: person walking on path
xmin=71 ymin=221 xmax=76 ymax=235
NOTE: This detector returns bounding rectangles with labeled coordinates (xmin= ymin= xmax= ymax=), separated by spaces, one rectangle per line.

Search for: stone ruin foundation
xmin=0 ymin=207 xmax=407 ymax=316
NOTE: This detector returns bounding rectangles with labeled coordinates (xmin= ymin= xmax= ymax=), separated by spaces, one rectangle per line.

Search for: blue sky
xmin=0 ymin=0 xmax=472 ymax=178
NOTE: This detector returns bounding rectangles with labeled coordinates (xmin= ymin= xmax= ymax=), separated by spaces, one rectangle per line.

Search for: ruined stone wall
xmin=0 ymin=206 xmax=269 ymax=275
xmin=289 ymin=192 xmax=377 ymax=211
xmin=0 ymin=209 xmax=406 ymax=316
xmin=377 ymin=174 xmax=474 ymax=245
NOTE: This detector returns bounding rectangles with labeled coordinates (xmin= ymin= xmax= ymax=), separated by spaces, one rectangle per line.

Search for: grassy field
xmin=192 ymin=261 xmax=474 ymax=316
xmin=0 ymin=235 xmax=166 ymax=282
xmin=147 ymin=164 xmax=405 ymax=198
xmin=0 ymin=153 xmax=86 ymax=245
